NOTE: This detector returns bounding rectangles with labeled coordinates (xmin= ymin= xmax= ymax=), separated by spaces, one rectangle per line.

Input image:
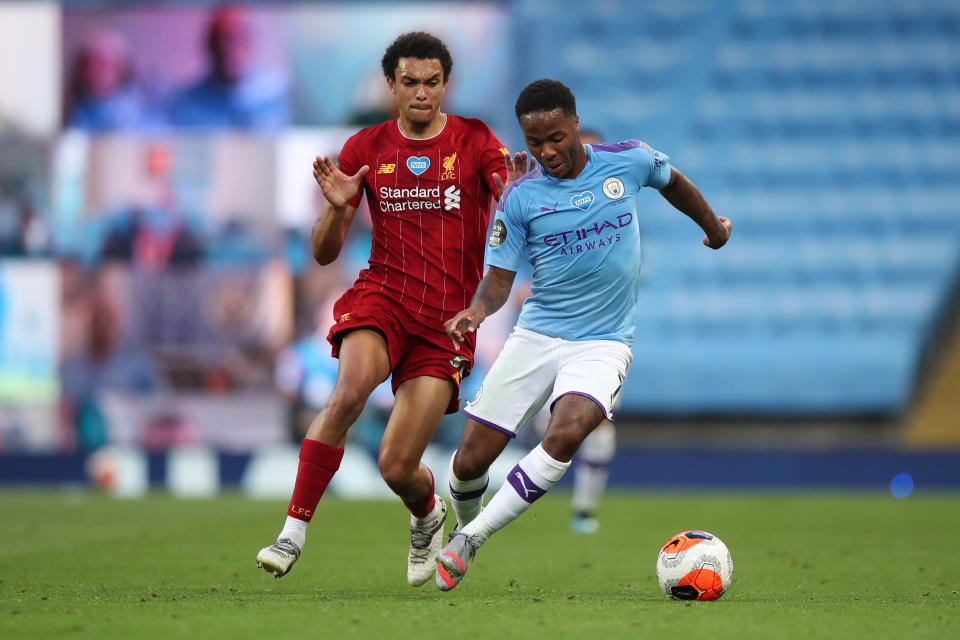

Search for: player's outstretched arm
xmin=311 ymin=201 xmax=358 ymax=265
xmin=658 ymin=167 xmax=731 ymax=250
xmin=444 ymin=266 xmax=517 ymax=350
xmin=310 ymin=155 xmax=368 ymax=265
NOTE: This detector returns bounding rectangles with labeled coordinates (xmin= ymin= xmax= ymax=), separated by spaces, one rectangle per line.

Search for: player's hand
xmin=313 ymin=156 xmax=369 ymax=208
xmin=493 ymin=151 xmax=537 ymax=199
xmin=704 ymin=216 xmax=732 ymax=249
xmin=444 ymin=307 xmax=486 ymax=351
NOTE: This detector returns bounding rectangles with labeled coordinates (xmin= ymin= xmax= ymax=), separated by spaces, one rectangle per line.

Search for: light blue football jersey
xmin=486 ymin=141 xmax=670 ymax=345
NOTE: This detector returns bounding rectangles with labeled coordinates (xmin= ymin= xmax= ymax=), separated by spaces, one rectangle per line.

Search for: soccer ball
xmin=656 ymin=530 xmax=733 ymax=601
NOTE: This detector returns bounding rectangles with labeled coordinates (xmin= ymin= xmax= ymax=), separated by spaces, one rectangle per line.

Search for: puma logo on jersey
xmin=444 ymin=185 xmax=461 ymax=211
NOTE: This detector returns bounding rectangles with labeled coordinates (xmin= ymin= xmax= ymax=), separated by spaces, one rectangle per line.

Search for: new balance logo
xmin=377 ymin=163 xmax=396 ymax=174
xmin=444 ymin=185 xmax=461 ymax=211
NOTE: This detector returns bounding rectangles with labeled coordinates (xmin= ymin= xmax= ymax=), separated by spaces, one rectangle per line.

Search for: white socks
xmin=448 ymin=450 xmax=489 ymax=527
xmin=462 ymin=444 xmax=570 ymax=543
xmin=412 ymin=498 xmax=443 ymax=526
xmin=279 ymin=515 xmax=308 ymax=549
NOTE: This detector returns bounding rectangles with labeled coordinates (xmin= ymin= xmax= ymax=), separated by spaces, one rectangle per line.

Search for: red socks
xmin=402 ymin=468 xmax=436 ymax=519
xmin=287 ymin=440 xmax=435 ymax=521
xmin=287 ymin=439 xmax=344 ymax=522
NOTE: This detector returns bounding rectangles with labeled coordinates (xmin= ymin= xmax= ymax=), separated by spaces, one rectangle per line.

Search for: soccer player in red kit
xmin=256 ymin=32 xmax=529 ymax=586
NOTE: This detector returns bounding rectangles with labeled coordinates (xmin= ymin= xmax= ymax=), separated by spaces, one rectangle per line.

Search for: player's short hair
xmin=515 ymin=79 xmax=577 ymax=119
xmin=381 ymin=32 xmax=453 ymax=82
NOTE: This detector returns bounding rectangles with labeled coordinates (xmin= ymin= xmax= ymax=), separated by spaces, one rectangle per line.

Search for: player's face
xmin=388 ymin=58 xmax=447 ymax=126
xmin=519 ymin=108 xmax=585 ymax=179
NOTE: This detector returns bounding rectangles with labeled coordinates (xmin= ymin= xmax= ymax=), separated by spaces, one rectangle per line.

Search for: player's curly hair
xmin=515 ymin=79 xmax=577 ymax=119
xmin=381 ymin=32 xmax=453 ymax=82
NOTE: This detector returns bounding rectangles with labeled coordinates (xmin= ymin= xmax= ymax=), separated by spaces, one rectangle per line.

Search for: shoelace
xmin=446 ymin=531 xmax=483 ymax=555
xmin=271 ymin=538 xmax=300 ymax=558
xmin=410 ymin=519 xmax=442 ymax=550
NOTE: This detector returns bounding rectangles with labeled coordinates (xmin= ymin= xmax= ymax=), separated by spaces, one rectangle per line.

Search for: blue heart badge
xmin=406 ymin=156 xmax=430 ymax=176
xmin=570 ymin=191 xmax=595 ymax=211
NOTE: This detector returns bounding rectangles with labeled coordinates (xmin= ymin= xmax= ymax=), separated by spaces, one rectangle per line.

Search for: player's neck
xmin=563 ymin=145 xmax=590 ymax=180
xmin=397 ymin=112 xmax=447 ymax=140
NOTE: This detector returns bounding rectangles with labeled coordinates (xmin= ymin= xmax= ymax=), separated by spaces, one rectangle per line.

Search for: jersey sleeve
xmin=484 ymin=187 xmax=526 ymax=273
xmin=336 ymin=133 xmax=366 ymax=209
xmin=614 ymin=139 xmax=672 ymax=189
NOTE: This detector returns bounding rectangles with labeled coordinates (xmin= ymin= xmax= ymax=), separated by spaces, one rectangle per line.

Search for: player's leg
xmin=447 ymin=418 xmax=512 ymax=527
xmin=435 ymin=420 xmax=510 ymax=591
xmin=379 ymin=374 xmax=455 ymax=586
xmin=437 ymin=398 xmax=597 ymax=592
xmin=436 ymin=338 xmax=630 ymax=590
xmin=447 ymin=327 xmax=556 ymax=529
xmin=462 ymin=393 xmax=602 ymax=541
xmin=571 ymin=419 xmax=616 ymax=534
xmin=257 ymin=329 xmax=390 ymax=578
xmin=436 ymin=330 xmax=562 ymax=591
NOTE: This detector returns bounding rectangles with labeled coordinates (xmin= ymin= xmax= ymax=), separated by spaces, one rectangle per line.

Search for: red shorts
xmin=326 ymin=287 xmax=476 ymax=414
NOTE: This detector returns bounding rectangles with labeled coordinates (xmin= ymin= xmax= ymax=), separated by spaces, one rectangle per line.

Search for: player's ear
xmin=386 ymin=74 xmax=397 ymax=94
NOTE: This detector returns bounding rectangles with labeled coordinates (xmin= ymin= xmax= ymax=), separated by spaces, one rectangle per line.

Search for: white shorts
xmin=463 ymin=327 xmax=633 ymax=437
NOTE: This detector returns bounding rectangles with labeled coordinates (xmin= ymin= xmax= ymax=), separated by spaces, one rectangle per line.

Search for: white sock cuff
xmin=529 ymin=444 xmax=571 ymax=484
xmin=448 ymin=449 xmax=488 ymax=493
xmin=280 ymin=516 xmax=308 ymax=547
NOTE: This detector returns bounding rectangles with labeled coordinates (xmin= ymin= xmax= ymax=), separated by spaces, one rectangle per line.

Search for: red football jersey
xmin=337 ymin=115 xmax=508 ymax=323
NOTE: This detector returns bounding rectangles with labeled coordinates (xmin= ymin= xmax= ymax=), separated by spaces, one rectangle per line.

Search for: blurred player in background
xmin=65 ymin=28 xmax=163 ymax=131
xmin=436 ymin=79 xmax=731 ymax=590
xmin=257 ymin=32 xmax=531 ymax=587
xmin=169 ymin=5 xmax=289 ymax=130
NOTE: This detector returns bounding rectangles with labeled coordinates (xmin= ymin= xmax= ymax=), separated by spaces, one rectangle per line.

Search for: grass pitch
xmin=1 ymin=490 xmax=957 ymax=639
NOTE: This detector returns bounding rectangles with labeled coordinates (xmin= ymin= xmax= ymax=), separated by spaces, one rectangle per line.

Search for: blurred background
xmin=1 ymin=0 xmax=958 ymax=498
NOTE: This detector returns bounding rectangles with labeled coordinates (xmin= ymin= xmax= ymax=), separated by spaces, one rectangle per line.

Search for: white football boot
xmin=256 ymin=538 xmax=301 ymax=578
xmin=407 ymin=495 xmax=447 ymax=586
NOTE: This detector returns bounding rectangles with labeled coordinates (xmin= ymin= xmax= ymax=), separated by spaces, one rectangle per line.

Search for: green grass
xmin=1 ymin=490 xmax=958 ymax=639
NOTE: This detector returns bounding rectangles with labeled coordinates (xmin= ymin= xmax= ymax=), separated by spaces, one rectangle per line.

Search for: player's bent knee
xmin=451 ymin=448 xmax=492 ymax=482
xmin=543 ymin=420 xmax=596 ymax=461
xmin=377 ymin=455 xmax=419 ymax=490
xmin=323 ymin=386 xmax=368 ymax=424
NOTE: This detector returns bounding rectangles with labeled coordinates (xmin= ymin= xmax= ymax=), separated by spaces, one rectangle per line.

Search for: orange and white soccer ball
xmin=656 ymin=530 xmax=733 ymax=601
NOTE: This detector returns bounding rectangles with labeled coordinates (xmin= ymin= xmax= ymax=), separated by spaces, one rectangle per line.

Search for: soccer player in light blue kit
xmin=435 ymin=79 xmax=731 ymax=591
